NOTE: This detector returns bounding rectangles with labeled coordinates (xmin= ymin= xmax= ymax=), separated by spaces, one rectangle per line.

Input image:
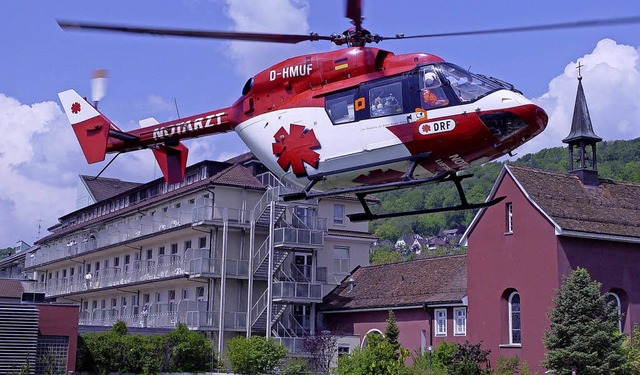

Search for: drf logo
xmin=418 ymin=119 xmax=456 ymax=136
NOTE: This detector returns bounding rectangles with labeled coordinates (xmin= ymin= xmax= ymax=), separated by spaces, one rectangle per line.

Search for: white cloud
xmin=514 ymin=39 xmax=640 ymax=157
xmin=0 ymin=94 xmax=81 ymax=245
xmin=223 ymin=0 xmax=313 ymax=75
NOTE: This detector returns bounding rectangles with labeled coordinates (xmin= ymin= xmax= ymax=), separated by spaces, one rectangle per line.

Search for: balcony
xmin=192 ymin=205 xmax=249 ymax=225
xmin=184 ymin=311 xmax=247 ymax=332
xmin=35 ymin=255 xmax=188 ymax=297
xmin=187 ymin=257 xmax=249 ymax=278
xmin=27 ymin=203 xmax=249 ymax=268
xmin=272 ymin=281 xmax=323 ymax=303
xmin=273 ymin=227 xmax=323 ymax=249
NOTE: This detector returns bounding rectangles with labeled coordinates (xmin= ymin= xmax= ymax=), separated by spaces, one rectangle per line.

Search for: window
xmin=184 ymin=240 xmax=192 ymax=251
xmin=420 ymin=330 xmax=428 ymax=355
xmin=333 ymin=204 xmax=345 ymax=225
xmin=146 ymin=249 xmax=153 ymax=260
xmin=369 ymin=81 xmax=403 ymax=117
xmin=509 ymin=292 xmax=521 ymax=344
xmin=454 ymin=307 xmax=467 ymax=336
xmin=506 ymin=202 xmax=513 ymax=234
xmin=199 ymin=236 xmax=207 ymax=249
xmin=419 ymin=65 xmax=449 ymax=110
xmin=325 ymin=90 xmax=356 ymax=125
xmin=606 ymin=292 xmax=622 ymax=332
xmin=435 ymin=309 xmax=447 ymax=336
xmin=182 ymin=288 xmax=190 ymax=300
xmin=337 ymin=345 xmax=350 ymax=357
xmin=333 ymin=247 xmax=350 ymax=274
xmin=196 ymin=286 xmax=206 ymax=301
xmin=171 ymin=243 xmax=178 ymax=254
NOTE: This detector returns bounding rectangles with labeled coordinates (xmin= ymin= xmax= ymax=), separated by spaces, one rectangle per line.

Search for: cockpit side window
xmin=325 ymin=89 xmax=356 ymax=125
xmin=420 ymin=66 xmax=449 ymax=110
xmin=369 ymin=82 xmax=403 ymax=118
xmin=439 ymin=63 xmax=501 ymax=103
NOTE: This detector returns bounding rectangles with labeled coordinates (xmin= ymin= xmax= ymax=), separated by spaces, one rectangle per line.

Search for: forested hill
xmin=369 ymin=138 xmax=640 ymax=241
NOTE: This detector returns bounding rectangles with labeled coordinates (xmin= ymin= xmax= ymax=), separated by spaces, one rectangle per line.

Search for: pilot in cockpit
xmin=421 ymin=71 xmax=449 ymax=109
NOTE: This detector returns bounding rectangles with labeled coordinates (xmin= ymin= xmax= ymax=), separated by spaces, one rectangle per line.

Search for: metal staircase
xmin=248 ymin=173 xmax=323 ymax=347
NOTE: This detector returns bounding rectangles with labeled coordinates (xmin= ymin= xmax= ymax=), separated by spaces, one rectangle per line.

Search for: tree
xmin=337 ymin=333 xmax=408 ymax=375
xmin=624 ymin=324 xmax=640 ymax=374
xmin=385 ymin=310 xmax=401 ymax=357
xmin=165 ymin=323 xmax=214 ymax=372
xmin=370 ymin=245 xmax=404 ymax=265
xmin=226 ymin=335 xmax=288 ymax=374
xmin=543 ymin=268 xmax=629 ymax=375
xmin=302 ymin=330 xmax=338 ymax=373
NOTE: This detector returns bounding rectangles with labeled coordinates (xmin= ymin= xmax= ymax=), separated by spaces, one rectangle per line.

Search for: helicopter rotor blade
xmin=346 ymin=0 xmax=363 ymax=32
xmin=380 ymin=15 xmax=640 ymax=41
xmin=58 ymin=20 xmax=334 ymax=44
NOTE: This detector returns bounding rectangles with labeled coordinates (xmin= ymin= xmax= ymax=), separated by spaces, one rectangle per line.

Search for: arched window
xmin=606 ymin=292 xmax=622 ymax=333
xmin=508 ymin=292 xmax=521 ymax=345
xmin=361 ymin=329 xmax=383 ymax=348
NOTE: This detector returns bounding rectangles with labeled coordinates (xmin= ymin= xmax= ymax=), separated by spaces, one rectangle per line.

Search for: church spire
xmin=562 ymin=63 xmax=602 ymax=186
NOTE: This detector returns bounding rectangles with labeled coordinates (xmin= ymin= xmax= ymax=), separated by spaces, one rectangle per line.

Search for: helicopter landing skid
xmin=280 ymin=155 xmax=505 ymax=222
xmin=347 ymin=172 xmax=505 ymax=222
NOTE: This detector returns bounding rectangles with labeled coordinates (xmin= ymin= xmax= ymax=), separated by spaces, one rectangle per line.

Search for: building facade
xmin=463 ymin=163 xmax=640 ymax=373
xmin=24 ymin=155 xmax=374 ymax=356
xmin=320 ymin=255 xmax=469 ymax=360
xmin=0 ymin=279 xmax=79 ymax=375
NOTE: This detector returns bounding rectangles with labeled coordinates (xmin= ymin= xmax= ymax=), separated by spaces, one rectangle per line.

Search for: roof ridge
xmin=359 ymin=254 xmax=466 ymax=270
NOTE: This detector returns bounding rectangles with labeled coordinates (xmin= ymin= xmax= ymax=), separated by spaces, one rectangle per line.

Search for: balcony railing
xmin=272 ymin=281 xmax=323 ymax=302
xmin=273 ymin=227 xmax=323 ymax=248
xmin=276 ymin=337 xmax=307 ymax=354
xmin=27 ymin=203 xmax=249 ymax=268
xmin=36 ymin=251 xmax=251 ymax=298
xmin=188 ymin=257 xmax=249 ymax=277
xmin=78 ymin=300 xmax=247 ymax=331
xmin=184 ymin=310 xmax=246 ymax=331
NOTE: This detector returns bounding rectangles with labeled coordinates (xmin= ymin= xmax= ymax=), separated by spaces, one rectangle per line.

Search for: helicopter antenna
xmin=174 ymin=97 xmax=181 ymax=119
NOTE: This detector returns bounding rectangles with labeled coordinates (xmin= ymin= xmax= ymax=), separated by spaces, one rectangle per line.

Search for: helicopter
xmin=56 ymin=1 xmax=640 ymax=222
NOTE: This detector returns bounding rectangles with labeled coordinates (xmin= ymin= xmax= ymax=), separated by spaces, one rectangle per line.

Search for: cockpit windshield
xmin=419 ymin=63 xmax=508 ymax=105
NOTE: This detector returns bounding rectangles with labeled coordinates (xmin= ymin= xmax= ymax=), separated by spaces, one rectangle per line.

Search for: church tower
xmin=562 ymin=65 xmax=602 ymax=186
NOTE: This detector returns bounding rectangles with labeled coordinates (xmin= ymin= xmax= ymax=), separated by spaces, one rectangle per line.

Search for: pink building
xmin=463 ymin=75 xmax=640 ymax=373
xmin=321 ymin=256 xmax=469 ymax=359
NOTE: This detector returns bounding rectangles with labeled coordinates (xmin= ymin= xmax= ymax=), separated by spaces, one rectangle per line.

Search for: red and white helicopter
xmin=57 ymin=1 xmax=640 ymax=221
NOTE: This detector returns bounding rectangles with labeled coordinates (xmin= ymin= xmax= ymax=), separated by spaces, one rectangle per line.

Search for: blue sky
xmin=1 ymin=0 xmax=640 ymax=247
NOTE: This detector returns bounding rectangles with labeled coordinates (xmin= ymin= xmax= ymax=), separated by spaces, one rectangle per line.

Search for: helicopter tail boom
xmin=59 ymin=89 xmax=236 ymax=183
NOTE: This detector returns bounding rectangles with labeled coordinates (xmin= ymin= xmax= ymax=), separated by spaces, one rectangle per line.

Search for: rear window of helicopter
xmin=369 ymin=81 xmax=404 ymax=118
xmin=437 ymin=63 xmax=501 ymax=103
xmin=325 ymin=90 xmax=356 ymax=125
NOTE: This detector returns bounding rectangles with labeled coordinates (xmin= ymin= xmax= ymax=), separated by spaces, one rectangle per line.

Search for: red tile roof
xmin=320 ymin=255 xmax=467 ymax=311
xmin=506 ymin=165 xmax=640 ymax=238
xmin=0 ymin=279 xmax=24 ymax=299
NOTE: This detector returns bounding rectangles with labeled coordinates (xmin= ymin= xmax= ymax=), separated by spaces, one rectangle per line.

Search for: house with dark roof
xmin=462 ymin=74 xmax=640 ymax=373
xmin=320 ymin=255 xmax=468 ymax=359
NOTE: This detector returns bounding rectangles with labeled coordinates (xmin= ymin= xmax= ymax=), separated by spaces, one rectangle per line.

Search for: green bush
xmin=226 ymin=335 xmax=288 ymax=374
xmin=76 ymin=321 xmax=215 ymax=374
xmin=337 ymin=334 xmax=408 ymax=375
